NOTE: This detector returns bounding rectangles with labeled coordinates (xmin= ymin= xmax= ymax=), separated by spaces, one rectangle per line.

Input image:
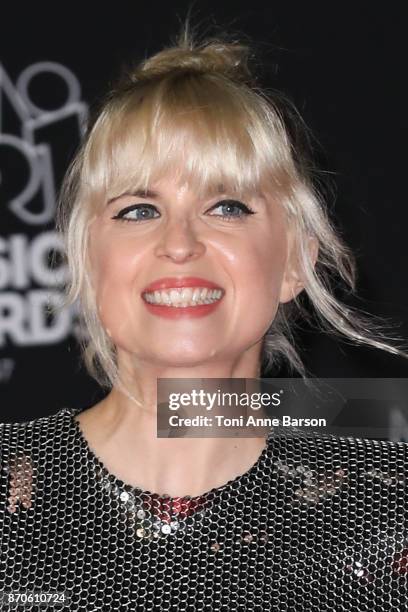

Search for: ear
xmin=279 ymin=235 xmax=319 ymax=304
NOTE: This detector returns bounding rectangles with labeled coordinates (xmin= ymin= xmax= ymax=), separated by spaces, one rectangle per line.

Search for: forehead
xmin=106 ymin=179 xmax=267 ymax=207
xmin=140 ymin=176 xmax=233 ymax=196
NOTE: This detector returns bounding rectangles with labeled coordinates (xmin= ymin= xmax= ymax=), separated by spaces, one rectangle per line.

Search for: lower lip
xmin=142 ymin=297 xmax=223 ymax=319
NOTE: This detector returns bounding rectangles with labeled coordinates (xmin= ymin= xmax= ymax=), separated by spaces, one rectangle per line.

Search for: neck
xmin=76 ymin=348 xmax=267 ymax=497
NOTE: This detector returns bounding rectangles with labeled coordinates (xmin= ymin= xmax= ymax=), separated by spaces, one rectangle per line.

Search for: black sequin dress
xmin=1 ymin=406 xmax=408 ymax=610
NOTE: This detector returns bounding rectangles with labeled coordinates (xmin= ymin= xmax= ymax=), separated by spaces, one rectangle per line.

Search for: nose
xmin=154 ymin=218 xmax=206 ymax=263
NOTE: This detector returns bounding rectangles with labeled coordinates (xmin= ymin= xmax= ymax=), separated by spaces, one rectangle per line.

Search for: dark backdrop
xmin=1 ymin=3 xmax=407 ymax=434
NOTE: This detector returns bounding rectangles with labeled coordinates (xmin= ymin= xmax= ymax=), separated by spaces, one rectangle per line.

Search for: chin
xmin=157 ymin=353 xmax=217 ymax=368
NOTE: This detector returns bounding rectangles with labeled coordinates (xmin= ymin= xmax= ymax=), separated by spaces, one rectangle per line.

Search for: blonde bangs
xmin=81 ymin=74 xmax=294 ymax=209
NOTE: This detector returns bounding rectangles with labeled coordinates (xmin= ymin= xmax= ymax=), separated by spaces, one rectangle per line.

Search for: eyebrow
xmin=107 ymin=183 xmax=237 ymax=205
xmin=107 ymin=189 xmax=159 ymax=205
xmin=106 ymin=186 xmax=266 ymax=206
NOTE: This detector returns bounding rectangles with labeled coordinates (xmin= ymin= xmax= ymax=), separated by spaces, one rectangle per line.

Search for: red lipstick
xmin=141 ymin=277 xmax=225 ymax=319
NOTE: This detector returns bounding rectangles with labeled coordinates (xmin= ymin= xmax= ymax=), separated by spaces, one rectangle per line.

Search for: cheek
xmin=234 ymin=234 xmax=287 ymax=305
xmin=96 ymin=251 xmax=134 ymax=295
xmin=95 ymin=256 xmax=137 ymax=342
xmin=89 ymin=220 xmax=142 ymax=287
xmin=89 ymin=231 xmax=141 ymax=327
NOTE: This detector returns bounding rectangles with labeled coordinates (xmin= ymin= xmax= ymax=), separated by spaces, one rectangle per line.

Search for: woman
xmin=1 ymin=25 xmax=408 ymax=611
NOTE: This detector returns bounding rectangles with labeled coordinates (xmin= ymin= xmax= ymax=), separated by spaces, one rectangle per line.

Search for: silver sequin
xmin=0 ymin=406 xmax=407 ymax=610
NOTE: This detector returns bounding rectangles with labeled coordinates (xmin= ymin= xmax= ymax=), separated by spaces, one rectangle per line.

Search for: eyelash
xmin=111 ymin=200 xmax=257 ymax=224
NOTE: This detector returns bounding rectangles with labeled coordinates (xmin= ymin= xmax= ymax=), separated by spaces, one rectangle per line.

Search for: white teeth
xmin=143 ymin=286 xmax=224 ymax=307
xmin=181 ymin=288 xmax=193 ymax=301
xmin=192 ymin=288 xmax=201 ymax=302
xmin=169 ymin=289 xmax=181 ymax=305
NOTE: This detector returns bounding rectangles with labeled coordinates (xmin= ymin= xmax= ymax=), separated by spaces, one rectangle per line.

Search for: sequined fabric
xmin=1 ymin=406 xmax=408 ymax=610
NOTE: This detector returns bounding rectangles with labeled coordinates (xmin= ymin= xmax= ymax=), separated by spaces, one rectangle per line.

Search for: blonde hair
xmin=53 ymin=23 xmax=408 ymax=390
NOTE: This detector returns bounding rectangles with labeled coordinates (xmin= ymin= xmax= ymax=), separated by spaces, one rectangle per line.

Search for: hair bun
xmin=128 ymin=39 xmax=256 ymax=85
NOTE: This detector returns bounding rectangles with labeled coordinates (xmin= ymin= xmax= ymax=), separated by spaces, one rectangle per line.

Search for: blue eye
xmin=111 ymin=199 xmax=256 ymax=223
xmin=111 ymin=204 xmax=159 ymax=223
xmin=207 ymin=200 xmax=256 ymax=221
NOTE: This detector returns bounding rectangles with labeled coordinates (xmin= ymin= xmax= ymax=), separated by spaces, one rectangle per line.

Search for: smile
xmin=142 ymin=287 xmax=224 ymax=308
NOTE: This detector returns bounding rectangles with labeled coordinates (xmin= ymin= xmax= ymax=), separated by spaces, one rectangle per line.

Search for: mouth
xmin=141 ymin=277 xmax=225 ymax=308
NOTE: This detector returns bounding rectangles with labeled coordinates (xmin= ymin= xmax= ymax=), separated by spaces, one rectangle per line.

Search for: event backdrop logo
xmin=0 ymin=62 xmax=88 ymax=383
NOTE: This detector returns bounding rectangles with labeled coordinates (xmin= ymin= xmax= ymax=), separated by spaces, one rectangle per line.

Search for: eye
xmin=207 ymin=199 xmax=256 ymax=222
xmin=111 ymin=199 xmax=257 ymax=223
xmin=111 ymin=203 xmax=160 ymax=223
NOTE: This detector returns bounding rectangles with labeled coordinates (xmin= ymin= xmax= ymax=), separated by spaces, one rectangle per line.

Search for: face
xmin=87 ymin=174 xmax=305 ymax=371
